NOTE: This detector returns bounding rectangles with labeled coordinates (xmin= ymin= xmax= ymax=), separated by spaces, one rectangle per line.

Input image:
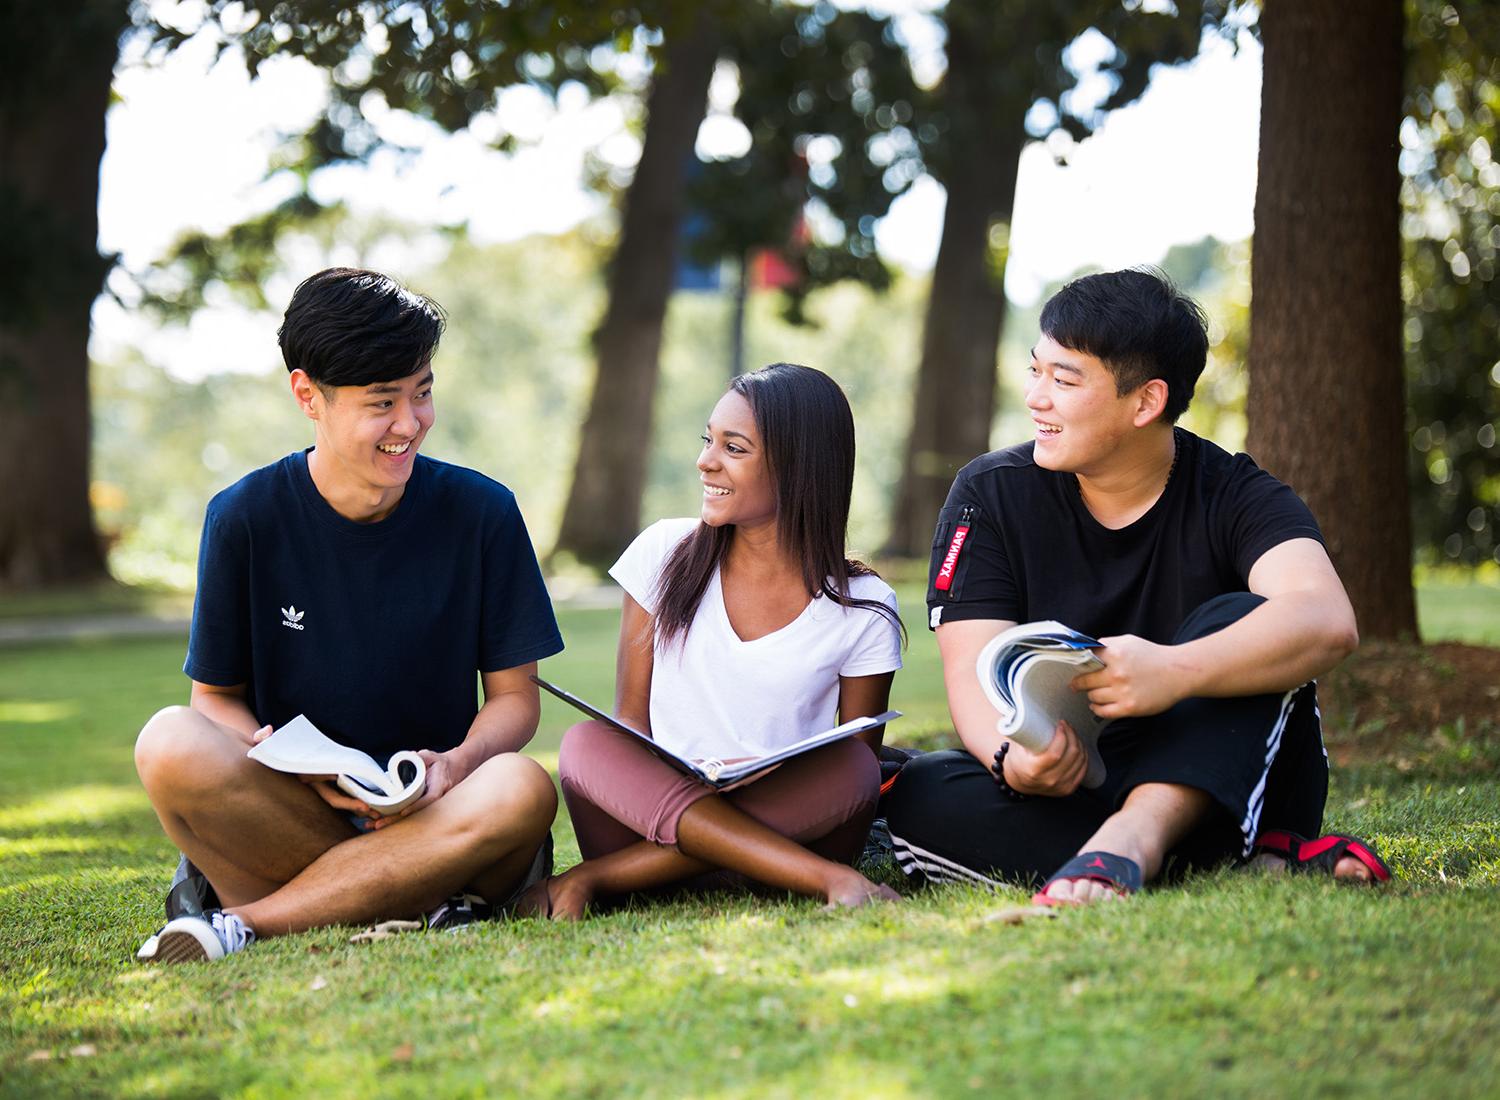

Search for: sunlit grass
xmin=1 ymin=586 xmax=1498 ymax=1095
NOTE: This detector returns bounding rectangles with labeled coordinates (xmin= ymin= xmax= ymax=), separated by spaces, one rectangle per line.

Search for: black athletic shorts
xmin=884 ymin=592 xmax=1330 ymax=888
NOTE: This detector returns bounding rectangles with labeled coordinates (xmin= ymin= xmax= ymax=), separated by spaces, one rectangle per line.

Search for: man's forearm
xmin=189 ymin=686 xmax=261 ymax=740
xmin=1173 ymin=594 xmax=1357 ymax=700
xmin=444 ymin=692 xmax=541 ymax=779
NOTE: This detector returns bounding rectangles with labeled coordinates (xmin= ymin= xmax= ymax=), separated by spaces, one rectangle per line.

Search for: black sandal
xmin=1032 ymin=850 xmax=1142 ymax=907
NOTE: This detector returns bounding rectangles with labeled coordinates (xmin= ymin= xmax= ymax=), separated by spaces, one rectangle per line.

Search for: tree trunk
xmin=883 ymin=11 xmax=1023 ymax=558
xmin=552 ymin=19 xmax=719 ymax=569
xmin=1247 ymin=0 xmax=1416 ymax=640
xmin=729 ymin=251 xmax=747 ymax=382
xmin=0 ymin=5 xmax=123 ymax=590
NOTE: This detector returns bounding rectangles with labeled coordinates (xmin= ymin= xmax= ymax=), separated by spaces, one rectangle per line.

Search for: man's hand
xmin=1071 ymin=634 xmax=1190 ymax=719
xmin=1002 ymin=720 xmax=1089 ymax=797
xmin=247 ymin=724 xmax=389 ymax=822
xmin=367 ymin=748 xmax=464 ymax=828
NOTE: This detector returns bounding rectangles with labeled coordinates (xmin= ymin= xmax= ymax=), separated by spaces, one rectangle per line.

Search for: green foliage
xmin=685 ymin=4 xmax=927 ymax=319
xmin=94 ymin=230 xmax=934 ymax=583
xmin=1402 ymin=0 xmax=1500 ymax=566
xmin=927 ymin=0 xmax=1246 ymax=180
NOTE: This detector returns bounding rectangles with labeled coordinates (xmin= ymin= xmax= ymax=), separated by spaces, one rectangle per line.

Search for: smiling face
xmin=1025 ymin=335 xmax=1161 ymax=476
xmin=697 ymin=390 xmax=777 ymax=530
xmin=293 ymin=365 xmax=435 ymax=520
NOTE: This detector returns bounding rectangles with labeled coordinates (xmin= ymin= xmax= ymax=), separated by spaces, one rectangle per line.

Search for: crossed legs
xmin=529 ymin=721 xmax=896 ymax=919
xmin=134 ymin=706 xmax=556 ymax=937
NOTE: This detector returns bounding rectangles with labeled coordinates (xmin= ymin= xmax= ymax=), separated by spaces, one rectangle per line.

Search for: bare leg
xmin=136 ymin=707 xmax=357 ymax=906
xmin=527 ymin=840 xmax=713 ymax=921
xmin=136 ymin=706 xmax=557 ymax=935
xmin=231 ymin=753 xmax=556 ymax=935
xmin=533 ymin=794 xmax=890 ymax=920
xmin=1038 ymin=782 xmax=1211 ymax=906
xmin=677 ymin=795 xmax=894 ymax=906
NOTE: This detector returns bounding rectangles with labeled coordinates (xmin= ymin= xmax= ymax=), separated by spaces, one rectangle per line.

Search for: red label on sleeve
xmin=934 ymin=524 xmax=970 ymax=591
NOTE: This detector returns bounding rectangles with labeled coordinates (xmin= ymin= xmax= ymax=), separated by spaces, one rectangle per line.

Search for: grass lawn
xmin=2 ymin=585 xmax=1498 ymax=1097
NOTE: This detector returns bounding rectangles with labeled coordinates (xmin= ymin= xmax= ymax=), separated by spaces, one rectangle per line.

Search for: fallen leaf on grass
xmin=350 ymin=919 xmax=424 ymax=944
xmin=980 ymin=906 xmax=1058 ymax=926
xmin=391 ymin=1043 xmax=414 ymax=1062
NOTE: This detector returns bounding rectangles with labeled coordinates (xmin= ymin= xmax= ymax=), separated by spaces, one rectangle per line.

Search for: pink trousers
xmin=557 ymin=720 xmax=881 ymax=863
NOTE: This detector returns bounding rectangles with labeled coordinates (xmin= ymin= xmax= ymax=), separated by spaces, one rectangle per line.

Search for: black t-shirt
xmin=184 ymin=450 xmax=564 ymax=762
xmin=925 ymin=428 xmax=1325 ymax=643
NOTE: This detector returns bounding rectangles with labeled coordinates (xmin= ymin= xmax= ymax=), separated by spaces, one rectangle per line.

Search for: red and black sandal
xmin=1032 ymin=850 xmax=1143 ymax=907
xmin=1251 ymin=829 xmax=1392 ymax=883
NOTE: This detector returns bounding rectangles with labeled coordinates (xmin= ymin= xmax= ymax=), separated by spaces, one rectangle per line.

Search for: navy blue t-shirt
xmin=184 ymin=450 xmax=564 ymax=762
xmin=926 ymin=428 xmax=1326 ymax=643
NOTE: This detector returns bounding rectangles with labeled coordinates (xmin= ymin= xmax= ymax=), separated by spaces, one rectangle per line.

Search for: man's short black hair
xmin=278 ymin=267 xmax=446 ymax=387
xmin=1039 ymin=267 xmax=1209 ymax=423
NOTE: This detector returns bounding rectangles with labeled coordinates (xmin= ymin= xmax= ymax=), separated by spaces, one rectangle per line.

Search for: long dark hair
xmin=653 ymin=363 xmax=906 ymax=648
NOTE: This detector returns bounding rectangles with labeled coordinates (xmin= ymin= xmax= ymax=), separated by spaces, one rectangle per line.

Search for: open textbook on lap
xmin=532 ymin=675 xmax=900 ymax=788
xmin=975 ymin=620 xmax=1108 ymax=788
xmin=247 ymin=714 xmax=427 ymax=813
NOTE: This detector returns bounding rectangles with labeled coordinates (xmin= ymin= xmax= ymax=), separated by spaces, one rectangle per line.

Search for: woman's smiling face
xmin=697 ymin=390 xmax=776 ymax=530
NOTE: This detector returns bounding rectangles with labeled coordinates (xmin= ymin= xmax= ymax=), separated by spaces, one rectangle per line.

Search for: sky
xmin=93 ymin=12 xmax=1263 ymax=381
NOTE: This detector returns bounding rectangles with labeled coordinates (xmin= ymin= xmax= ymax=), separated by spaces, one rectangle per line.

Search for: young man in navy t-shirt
xmin=884 ymin=269 xmax=1389 ymax=906
xmin=134 ymin=268 xmax=564 ymax=962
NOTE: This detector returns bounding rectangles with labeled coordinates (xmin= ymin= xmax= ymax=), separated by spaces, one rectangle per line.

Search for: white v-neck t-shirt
xmin=609 ymin=518 xmax=903 ymax=762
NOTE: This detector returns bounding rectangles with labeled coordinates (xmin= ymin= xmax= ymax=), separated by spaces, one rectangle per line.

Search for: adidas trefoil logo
xmin=281 ymin=605 xmax=305 ymax=631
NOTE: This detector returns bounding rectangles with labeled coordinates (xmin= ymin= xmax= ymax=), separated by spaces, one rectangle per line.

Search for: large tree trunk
xmin=0 ymin=4 xmax=124 ymax=590
xmin=1248 ymin=0 xmax=1416 ymax=640
xmin=552 ymin=19 xmax=719 ymax=569
xmin=884 ymin=4 xmax=1022 ymax=558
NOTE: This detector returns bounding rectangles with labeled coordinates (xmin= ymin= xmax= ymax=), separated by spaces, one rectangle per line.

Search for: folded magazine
xmin=975 ymin=621 xmax=1107 ymax=788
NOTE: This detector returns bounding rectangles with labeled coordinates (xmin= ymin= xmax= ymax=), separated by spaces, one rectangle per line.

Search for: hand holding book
xmin=247 ymin=715 xmax=428 ymax=814
xmin=975 ymin=621 xmax=1108 ymax=788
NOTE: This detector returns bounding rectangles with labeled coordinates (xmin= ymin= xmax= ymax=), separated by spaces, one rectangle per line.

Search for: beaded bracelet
xmin=990 ymin=742 xmax=1029 ymax=801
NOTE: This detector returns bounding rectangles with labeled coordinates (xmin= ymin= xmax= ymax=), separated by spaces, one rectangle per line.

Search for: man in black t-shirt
xmin=133 ymin=268 xmax=564 ymax=962
xmin=884 ymin=269 xmax=1383 ymax=906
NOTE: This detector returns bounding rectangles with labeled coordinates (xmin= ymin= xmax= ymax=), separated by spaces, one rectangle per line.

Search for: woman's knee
xmin=813 ymin=738 xmax=882 ymax=807
xmin=557 ymin=720 xmax=618 ymax=787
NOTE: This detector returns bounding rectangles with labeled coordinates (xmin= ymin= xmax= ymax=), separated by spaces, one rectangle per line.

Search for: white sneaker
xmin=137 ymin=910 xmax=254 ymax=964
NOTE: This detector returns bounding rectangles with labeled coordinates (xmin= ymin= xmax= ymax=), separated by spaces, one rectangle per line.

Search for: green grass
xmin=1417 ymin=581 xmax=1500 ymax=645
xmin=2 ymin=590 xmax=1498 ymax=1097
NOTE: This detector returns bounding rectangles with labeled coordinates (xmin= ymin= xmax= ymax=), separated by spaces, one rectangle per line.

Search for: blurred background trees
xmin=1402 ymin=0 xmax=1500 ymax=571
xmin=5 ymin=0 xmax=1497 ymax=645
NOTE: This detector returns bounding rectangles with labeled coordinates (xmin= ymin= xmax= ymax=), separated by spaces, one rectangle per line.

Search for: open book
xmin=532 ymin=675 xmax=899 ymax=788
xmin=247 ymin=714 xmax=427 ymax=813
xmin=975 ymin=621 xmax=1107 ymax=788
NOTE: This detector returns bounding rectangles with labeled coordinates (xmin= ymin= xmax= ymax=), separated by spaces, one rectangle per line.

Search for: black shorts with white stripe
xmin=885 ymin=592 xmax=1330 ymax=889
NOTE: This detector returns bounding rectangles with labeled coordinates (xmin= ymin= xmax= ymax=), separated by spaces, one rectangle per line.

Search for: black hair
xmin=653 ymin=363 xmax=905 ymax=648
xmin=1038 ymin=267 xmax=1209 ymax=423
xmin=278 ymin=267 xmax=446 ymax=387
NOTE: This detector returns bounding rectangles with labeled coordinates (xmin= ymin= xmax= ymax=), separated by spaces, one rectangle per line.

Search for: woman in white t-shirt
xmin=521 ymin=363 xmax=905 ymax=918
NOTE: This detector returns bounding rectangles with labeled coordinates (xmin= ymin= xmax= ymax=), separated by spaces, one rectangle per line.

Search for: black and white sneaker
xmin=425 ymin=833 xmax=555 ymax=930
xmin=425 ymin=892 xmax=494 ymax=930
xmin=137 ymin=910 xmax=254 ymax=964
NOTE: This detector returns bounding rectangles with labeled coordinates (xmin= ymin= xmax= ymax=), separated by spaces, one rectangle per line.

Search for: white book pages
xmin=247 ymin=714 xmax=427 ymax=813
xmin=976 ymin=624 xmax=1108 ymax=788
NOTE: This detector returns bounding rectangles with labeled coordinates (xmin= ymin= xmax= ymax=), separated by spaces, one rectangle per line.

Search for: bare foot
xmin=512 ymin=875 xmax=591 ymax=922
xmin=824 ymin=870 xmax=901 ymax=910
xmin=1034 ymin=877 xmax=1128 ymax=906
